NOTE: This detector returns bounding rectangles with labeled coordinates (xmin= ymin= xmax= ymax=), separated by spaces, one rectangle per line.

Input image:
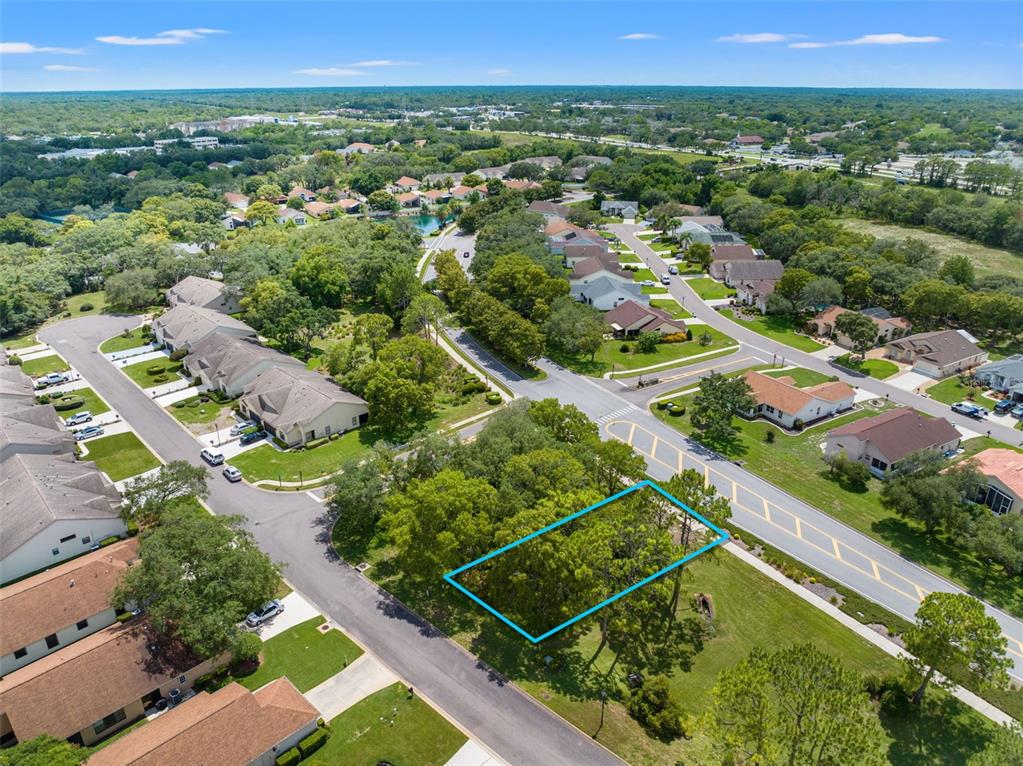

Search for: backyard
xmin=719 ymin=308 xmax=826 ymax=352
xmin=685 ymin=277 xmax=736 ymax=301
xmin=81 ymin=432 xmax=161 ymax=481
xmin=652 ymin=386 xmax=1023 ymax=619
xmin=238 ymin=616 xmax=363 ymax=693
xmin=19 ymin=353 xmax=70 ymax=378
xmin=550 ymin=327 xmax=737 ymax=377
xmin=119 ymin=356 xmax=184 ymax=389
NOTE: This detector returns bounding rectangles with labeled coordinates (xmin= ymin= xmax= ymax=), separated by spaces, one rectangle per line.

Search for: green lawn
xmin=167 ymin=395 xmax=237 ymax=426
xmin=238 ymin=617 xmax=363 ymax=693
xmin=648 ymin=298 xmax=692 ymax=319
xmin=82 ymin=432 xmax=161 ymax=481
xmin=551 ymin=328 xmax=736 ymax=377
xmin=631 ymin=267 xmax=656 ymax=282
xmin=318 ymin=683 xmax=466 ymax=766
xmin=19 ymin=353 xmax=70 ymax=377
xmin=47 ymin=387 xmax=110 ymax=417
xmin=99 ymin=327 xmax=150 ymax=353
xmin=652 ymin=393 xmax=1023 ymax=619
xmin=763 ymin=367 xmax=837 ymax=387
xmin=925 ymin=376 xmax=987 ymax=406
xmin=64 ymin=290 xmax=109 ymax=317
xmin=686 ymin=277 xmax=735 ymax=300
xmin=720 ymin=309 xmax=826 ymax=352
xmin=231 ymin=429 xmax=375 ymax=484
xmin=120 ymin=356 xmax=184 ymax=389
xmin=1 ymin=329 xmax=38 ymax=350
xmin=834 ymin=354 xmax=901 ymax=380
xmin=617 ymin=252 xmax=643 ymax=264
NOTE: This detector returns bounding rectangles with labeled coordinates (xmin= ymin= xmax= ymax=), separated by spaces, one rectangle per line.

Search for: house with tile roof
xmin=151 ymin=304 xmax=255 ymax=353
xmin=824 ymin=407 xmax=961 ymax=477
xmin=504 ymin=179 xmax=541 ymax=192
xmin=741 ymin=370 xmax=855 ymax=430
xmin=967 ymin=448 xmax=1023 ymax=515
xmin=811 ymin=306 xmax=911 ymax=348
xmin=545 ymin=220 xmax=607 ymax=254
xmin=334 ymin=198 xmax=362 ymax=214
xmin=0 ymin=539 xmax=137 ymax=676
xmin=223 ymin=192 xmax=250 ymax=210
xmin=287 ymin=186 xmax=316 ymax=203
xmin=450 ymin=185 xmax=484 ymax=201
xmin=166 ymin=275 xmax=241 ymax=315
xmin=86 ymin=678 xmax=319 ymax=766
xmin=885 ymin=329 xmax=988 ymax=379
xmin=604 ymin=300 xmax=687 ymax=337
xmin=394 ymin=175 xmax=421 ymax=191
xmin=341 ymin=142 xmax=375 ymax=155
xmin=395 ymin=191 xmax=421 ymax=209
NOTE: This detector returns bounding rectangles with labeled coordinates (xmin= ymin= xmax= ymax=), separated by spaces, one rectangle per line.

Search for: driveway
xmin=39 ymin=315 xmax=627 ymax=766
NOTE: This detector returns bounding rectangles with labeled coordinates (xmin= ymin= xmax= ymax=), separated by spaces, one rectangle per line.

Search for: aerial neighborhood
xmin=1 ymin=12 xmax=1022 ymax=765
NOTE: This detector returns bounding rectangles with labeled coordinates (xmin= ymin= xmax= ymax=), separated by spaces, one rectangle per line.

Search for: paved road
xmin=422 ymin=227 xmax=475 ymax=282
xmin=39 ymin=316 xmax=625 ymax=766
xmin=610 ymin=223 xmax=1023 ymax=449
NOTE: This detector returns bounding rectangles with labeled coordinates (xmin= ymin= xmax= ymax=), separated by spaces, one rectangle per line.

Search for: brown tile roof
xmin=303 ymin=201 xmax=333 ymax=217
xmin=743 ymin=371 xmax=854 ymax=415
xmin=0 ymin=621 xmax=204 ymax=741
xmin=814 ymin=305 xmax=910 ymax=331
xmin=86 ymin=679 xmax=318 ymax=766
xmin=396 ymin=176 xmax=420 ymax=186
xmin=287 ymin=186 xmax=314 ymax=199
xmin=335 ymin=198 xmax=361 ymax=209
xmin=0 ymin=539 xmax=138 ymax=657
xmin=805 ymin=380 xmax=858 ymax=402
xmin=504 ymin=179 xmax=541 ymax=191
xmin=827 ymin=407 xmax=960 ymax=464
xmin=395 ymin=192 xmax=420 ymax=204
xmin=968 ymin=448 xmax=1023 ymax=499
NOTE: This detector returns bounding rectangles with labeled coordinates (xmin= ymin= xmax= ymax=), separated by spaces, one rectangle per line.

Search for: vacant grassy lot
xmin=238 ymin=616 xmax=363 ymax=693
xmin=64 ymin=290 xmax=109 ymax=317
xmin=318 ymin=683 xmax=466 ymax=766
xmin=20 ymin=354 xmax=70 ymax=377
xmin=83 ymin=432 xmax=161 ymax=481
xmin=839 ymin=218 xmax=1023 ymax=279
xmin=100 ymin=327 xmax=150 ymax=353
xmin=120 ymin=356 xmax=184 ymax=389
xmin=720 ymin=309 xmax=825 ymax=352
xmin=551 ymin=328 xmax=736 ymax=377
xmin=1 ymin=329 xmax=38 ymax=350
xmin=686 ymin=277 xmax=736 ymax=300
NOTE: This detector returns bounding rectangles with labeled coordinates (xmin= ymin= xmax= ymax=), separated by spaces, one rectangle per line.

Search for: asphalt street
xmin=39 ymin=316 xmax=626 ymax=766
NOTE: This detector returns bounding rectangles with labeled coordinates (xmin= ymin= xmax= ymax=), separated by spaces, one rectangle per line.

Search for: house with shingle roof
xmin=736 ymin=280 xmax=777 ymax=314
xmin=562 ymin=241 xmax=611 ymax=265
xmin=0 ymin=453 xmax=125 ymax=584
xmin=741 ymin=370 xmax=855 ymax=430
xmin=968 ymin=448 xmax=1023 ymax=515
xmin=0 ymin=539 xmax=137 ymax=676
xmin=0 ymin=404 xmax=74 ymax=462
xmin=571 ymin=276 xmax=647 ymax=311
xmin=719 ymin=260 xmax=784 ymax=287
xmin=520 ymin=155 xmax=563 ymax=170
xmin=341 ymin=142 xmax=375 ymax=155
xmin=600 ymin=200 xmax=639 ymax=219
xmin=885 ymin=329 xmax=987 ymax=379
xmin=86 ymin=678 xmax=319 ymax=766
xmin=528 ymin=200 xmax=571 ymax=220
xmin=569 ymin=256 xmax=632 ymax=285
xmin=477 ymin=165 xmax=511 ymax=179
xmin=824 ymin=407 xmax=961 ymax=477
xmin=0 ymin=365 xmax=37 ymax=415
xmin=166 ymin=275 xmax=241 ymax=315
xmin=545 ymin=220 xmax=608 ymax=254
xmin=422 ymin=171 xmax=465 ymax=187
xmin=974 ymin=355 xmax=1023 ymax=402
xmin=811 ymin=306 xmax=911 ymax=348
xmin=152 ymin=304 xmax=255 ymax=353
xmin=604 ymin=300 xmax=687 ymax=337
xmin=182 ymin=334 xmax=304 ymax=398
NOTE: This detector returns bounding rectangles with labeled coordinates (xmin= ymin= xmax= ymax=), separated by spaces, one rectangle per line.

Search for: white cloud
xmin=619 ymin=33 xmax=661 ymax=41
xmin=347 ymin=59 xmax=418 ymax=67
xmin=43 ymin=64 xmax=97 ymax=72
xmin=791 ymin=33 xmax=945 ymax=49
xmin=486 ymin=68 xmax=511 ymax=76
xmin=97 ymin=28 xmax=227 ymax=46
xmin=717 ymin=33 xmax=805 ymax=44
xmin=294 ymin=67 xmax=368 ymax=76
xmin=0 ymin=42 xmax=83 ymax=54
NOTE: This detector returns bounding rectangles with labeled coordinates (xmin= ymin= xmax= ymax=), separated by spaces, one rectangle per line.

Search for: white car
xmin=229 ymin=420 xmax=256 ymax=437
xmin=642 ymin=280 xmax=656 ymax=287
xmin=245 ymin=600 xmax=284 ymax=627
xmin=200 ymin=448 xmax=225 ymax=466
xmin=222 ymin=465 xmax=242 ymax=483
xmin=65 ymin=411 xmax=93 ymax=427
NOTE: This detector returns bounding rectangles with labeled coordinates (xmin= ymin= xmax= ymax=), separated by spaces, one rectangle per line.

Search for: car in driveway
xmin=222 ymin=465 xmax=242 ymax=483
xmin=245 ymin=599 xmax=284 ymax=627
xmin=74 ymin=425 xmax=104 ymax=441
xmin=64 ymin=411 xmax=93 ymax=427
xmin=994 ymin=399 xmax=1015 ymax=414
xmin=34 ymin=372 xmax=69 ymax=389
xmin=951 ymin=402 xmax=988 ymax=419
xmin=200 ymin=448 xmax=225 ymax=466
xmin=239 ymin=430 xmax=266 ymax=446
xmin=1012 ymin=405 xmax=1023 ymax=420
xmin=642 ymin=279 xmax=656 ymax=287
xmin=229 ymin=420 xmax=256 ymax=437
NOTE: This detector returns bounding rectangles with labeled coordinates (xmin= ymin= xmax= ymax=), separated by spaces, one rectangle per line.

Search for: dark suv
xmin=239 ymin=430 xmax=267 ymax=446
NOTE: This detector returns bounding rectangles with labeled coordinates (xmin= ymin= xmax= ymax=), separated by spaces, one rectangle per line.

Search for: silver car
xmin=245 ymin=600 xmax=284 ymax=627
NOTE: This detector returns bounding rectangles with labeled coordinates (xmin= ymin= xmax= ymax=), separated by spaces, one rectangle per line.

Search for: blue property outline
xmin=442 ymin=479 xmax=730 ymax=643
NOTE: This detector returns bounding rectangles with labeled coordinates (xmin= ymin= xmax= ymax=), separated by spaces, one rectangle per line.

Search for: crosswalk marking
xmin=597 ymin=405 xmax=640 ymax=424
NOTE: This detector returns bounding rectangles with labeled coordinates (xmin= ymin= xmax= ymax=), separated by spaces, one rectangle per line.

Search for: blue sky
xmin=2 ymin=1 xmax=1020 ymax=92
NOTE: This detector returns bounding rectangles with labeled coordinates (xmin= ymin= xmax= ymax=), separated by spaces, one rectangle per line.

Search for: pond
xmin=412 ymin=215 xmax=444 ymax=235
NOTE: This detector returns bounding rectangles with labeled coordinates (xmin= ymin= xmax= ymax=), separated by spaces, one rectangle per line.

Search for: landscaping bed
xmin=37 ymin=386 xmax=110 ymax=416
xmin=167 ymin=393 xmax=237 ymax=427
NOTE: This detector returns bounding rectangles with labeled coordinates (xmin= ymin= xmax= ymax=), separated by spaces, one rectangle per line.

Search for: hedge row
xmin=53 ymin=396 xmax=85 ymax=411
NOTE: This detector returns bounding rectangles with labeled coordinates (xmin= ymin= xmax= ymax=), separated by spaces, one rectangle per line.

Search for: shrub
xmin=305 ymin=436 xmax=329 ymax=449
xmin=636 ymin=332 xmax=660 ymax=354
xmin=275 ymin=748 xmax=301 ymax=766
xmin=79 ymin=302 xmax=94 ymax=312
xmin=115 ymin=612 xmax=134 ymax=624
xmin=328 ymin=432 xmax=339 ymax=441
xmin=53 ymin=395 xmax=85 ymax=411
xmin=186 ymin=399 xmax=200 ymax=408
xmin=99 ymin=535 xmax=122 ymax=547
xmin=792 ymin=418 xmax=805 ymax=431
xmin=35 ymin=393 xmax=51 ymax=404
xmin=173 ymin=400 xmax=186 ymax=408
xmin=619 ymin=343 xmax=631 ymax=353
xmin=152 ymin=374 xmax=169 ymax=383
xmin=661 ymin=332 xmax=687 ymax=344
xmin=685 ymin=329 xmax=693 ymax=341
xmin=169 ymin=348 xmax=189 ymax=361
xmin=655 ymin=401 xmax=668 ymax=410
xmin=765 ymin=430 xmax=776 ymax=443
xmin=699 ymin=330 xmax=713 ymax=346
xmin=231 ymin=632 xmax=262 ymax=665
xmin=192 ymin=376 xmax=202 ymax=387
xmin=485 ymin=391 xmax=502 ymax=405
xmin=461 ymin=379 xmax=488 ymax=395
xmin=7 ymin=355 xmax=22 ymax=365
xmin=669 ymin=406 xmax=685 ymax=417
xmin=627 ymin=675 xmax=684 ymax=740
xmin=298 ymin=728 xmax=330 ymax=758
xmin=145 ymin=365 xmax=164 ymax=375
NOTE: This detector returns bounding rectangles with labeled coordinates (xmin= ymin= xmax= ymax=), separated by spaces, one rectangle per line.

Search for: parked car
xmin=64 ymin=411 xmax=93 ymax=427
xmin=245 ymin=599 xmax=284 ymax=627
xmin=1012 ymin=405 xmax=1023 ymax=420
xmin=222 ymin=465 xmax=242 ymax=483
xmin=239 ymin=430 xmax=267 ymax=446
xmin=668 ymin=265 xmax=679 ymax=275
xmin=200 ymin=447 xmax=225 ymax=466
xmin=74 ymin=425 xmax=104 ymax=441
xmin=642 ymin=280 xmax=656 ymax=287
xmin=229 ymin=420 xmax=256 ymax=437
xmin=951 ymin=402 xmax=987 ymax=419
xmin=660 ymin=274 xmax=671 ymax=285
xmin=994 ymin=399 xmax=1015 ymax=414
xmin=34 ymin=372 xmax=69 ymax=389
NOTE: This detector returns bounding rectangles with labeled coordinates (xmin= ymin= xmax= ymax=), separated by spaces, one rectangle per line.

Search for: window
xmin=59 ymin=534 xmax=77 ymax=543
xmin=978 ymin=485 xmax=1014 ymax=516
xmin=92 ymin=709 xmax=127 ymax=736
xmin=45 ymin=634 xmax=59 ymax=649
xmin=81 ymin=536 xmax=91 ymax=545
xmin=13 ymin=647 xmax=27 ymax=659
xmin=52 ymin=548 xmax=60 ymax=556
xmin=76 ymin=619 xmax=89 ymax=631
xmin=870 ymin=458 xmax=889 ymax=472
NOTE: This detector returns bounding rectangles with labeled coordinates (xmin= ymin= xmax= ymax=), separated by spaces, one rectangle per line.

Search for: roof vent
xmin=69 ymin=579 xmax=75 ymax=588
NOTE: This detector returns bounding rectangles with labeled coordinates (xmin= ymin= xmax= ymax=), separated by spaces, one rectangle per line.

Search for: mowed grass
xmin=834 ymin=355 xmax=901 ymax=380
xmin=167 ymin=396 xmax=236 ymax=426
xmin=839 ymin=218 xmax=1023 ymax=279
xmin=1 ymin=329 xmax=38 ymax=350
xmin=82 ymin=432 xmax=161 ymax=481
xmin=50 ymin=387 xmax=110 ymax=417
xmin=686 ymin=277 xmax=735 ymax=300
xmin=230 ymin=429 xmax=373 ymax=483
xmin=19 ymin=353 xmax=70 ymax=377
xmin=551 ymin=328 xmax=736 ymax=377
xmin=99 ymin=327 xmax=150 ymax=353
xmin=238 ymin=616 xmax=363 ymax=693
xmin=649 ymin=298 xmax=692 ymax=319
xmin=652 ymin=392 xmax=1023 ymax=619
xmin=120 ymin=356 xmax=184 ymax=389
xmin=64 ymin=290 xmax=109 ymax=317
xmin=925 ymin=376 xmax=993 ymax=406
xmin=763 ymin=366 xmax=836 ymax=387
xmin=720 ymin=309 xmax=825 ymax=352
xmin=318 ymin=683 xmax=466 ymax=766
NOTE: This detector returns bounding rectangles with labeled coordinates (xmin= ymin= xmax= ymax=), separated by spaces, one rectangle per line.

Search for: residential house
xmin=0 ymin=453 xmax=125 ymax=584
xmin=394 ymin=176 xmax=421 ymax=191
xmin=166 ymin=275 xmax=241 ymax=315
xmin=341 ymin=142 xmax=375 ymax=155
xmin=600 ymin=200 xmax=640 ymax=218
xmin=521 ymin=155 xmax=563 ymax=170
xmin=182 ymin=334 xmax=304 ymax=398
xmin=545 ymin=220 xmax=607 ymax=255
xmin=735 ymin=280 xmax=777 ymax=314
xmin=811 ymin=306 xmax=911 ymax=348
xmin=604 ymin=300 xmax=687 ymax=337
xmin=730 ymin=134 xmax=764 ymax=148
xmin=419 ymin=189 xmax=452 ymax=205
xmin=449 ymin=185 xmax=483 ymax=202
xmin=422 ymin=171 xmax=465 ymax=187
xmin=967 ymin=448 xmax=1023 ymax=515
xmin=562 ymin=241 xmax=611 ymax=266
xmin=275 ymin=208 xmax=306 ymax=226
xmin=334 ymin=198 xmax=362 ymax=214
xmin=0 ymin=620 xmax=220 ymax=748
xmin=395 ymin=192 xmax=421 ymax=209
xmin=571 ymin=276 xmax=647 ymax=311
xmin=504 ymin=179 xmax=541 ymax=192
xmin=223 ymin=192 xmax=250 ymax=210
xmin=287 ymin=186 xmax=316 ymax=203
xmin=238 ymin=367 xmax=368 ymax=447
xmin=718 ymin=259 xmax=784 ymax=288
xmin=527 ymin=201 xmax=570 ymax=220
xmin=0 ymin=539 xmax=137 ymax=676
xmin=885 ymin=329 xmax=988 ymax=379
xmin=0 ymin=364 xmax=36 ymax=414
xmin=569 ymin=255 xmax=632 ymax=286
xmin=303 ymin=201 xmax=335 ymax=218
xmin=86 ymin=679 xmax=319 ymax=766
xmin=824 ymin=407 xmax=961 ymax=477
xmin=0 ymin=404 xmax=74 ymax=462
xmin=974 ymin=355 xmax=1023 ymax=402
xmin=477 ymin=165 xmax=511 ymax=180
xmin=741 ymin=370 xmax=855 ymax=430
xmin=221 ymin=213 xmax=249 ymax=231
xmin=151 ymin=304 xmax=255 ymax=353
xmin=669 ymin=220 xmax=744 ymax=248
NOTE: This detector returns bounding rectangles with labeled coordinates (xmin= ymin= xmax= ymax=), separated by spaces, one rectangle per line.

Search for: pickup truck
xmin=951 ymin=402 xmax=988 ymax=419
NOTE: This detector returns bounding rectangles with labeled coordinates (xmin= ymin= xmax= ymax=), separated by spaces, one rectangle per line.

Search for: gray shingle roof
xmin=0 ymin=405 xmax=74 ymax=457
xmin=183 ymin=334 xmax=302 ymax=392
xmin=240 ymin=367 xmax=366 ymax=433
xmin=0 ymin=365 xmax=36 ymax=414
xmin=886 ymin=330 xmax=984 ymax=368
xmin=166 ymin=276 xmax=237 ymax=313
xmin=153 ymin=304 xmax=255 ymax=349
xmin=571 ymin=276 xmax=643 ymax=302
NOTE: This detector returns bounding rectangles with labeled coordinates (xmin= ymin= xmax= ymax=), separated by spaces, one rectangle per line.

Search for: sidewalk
xmin=444 ymin=740 xmax=507 ymax=766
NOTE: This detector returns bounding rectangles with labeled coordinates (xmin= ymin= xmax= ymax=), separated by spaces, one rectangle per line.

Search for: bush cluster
xmin=660 ymin=332 xmax=688 ymax=344
xmin=79 ymin=302 xmax=94 ymax=312
xmin=169 ymin=348 xmax=189 ymax=361
xmin=485 ymin=391 xmax=502 ymax=405
xmin=305 ymin=436 xmax=329 ymax=449
xmin=275 ymin=747 xmax=301 ymax=766
xmin=298 ymin=728 xmax=329 ymax=757
xmin=53 ymin=395 xmax=85 ymax=411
